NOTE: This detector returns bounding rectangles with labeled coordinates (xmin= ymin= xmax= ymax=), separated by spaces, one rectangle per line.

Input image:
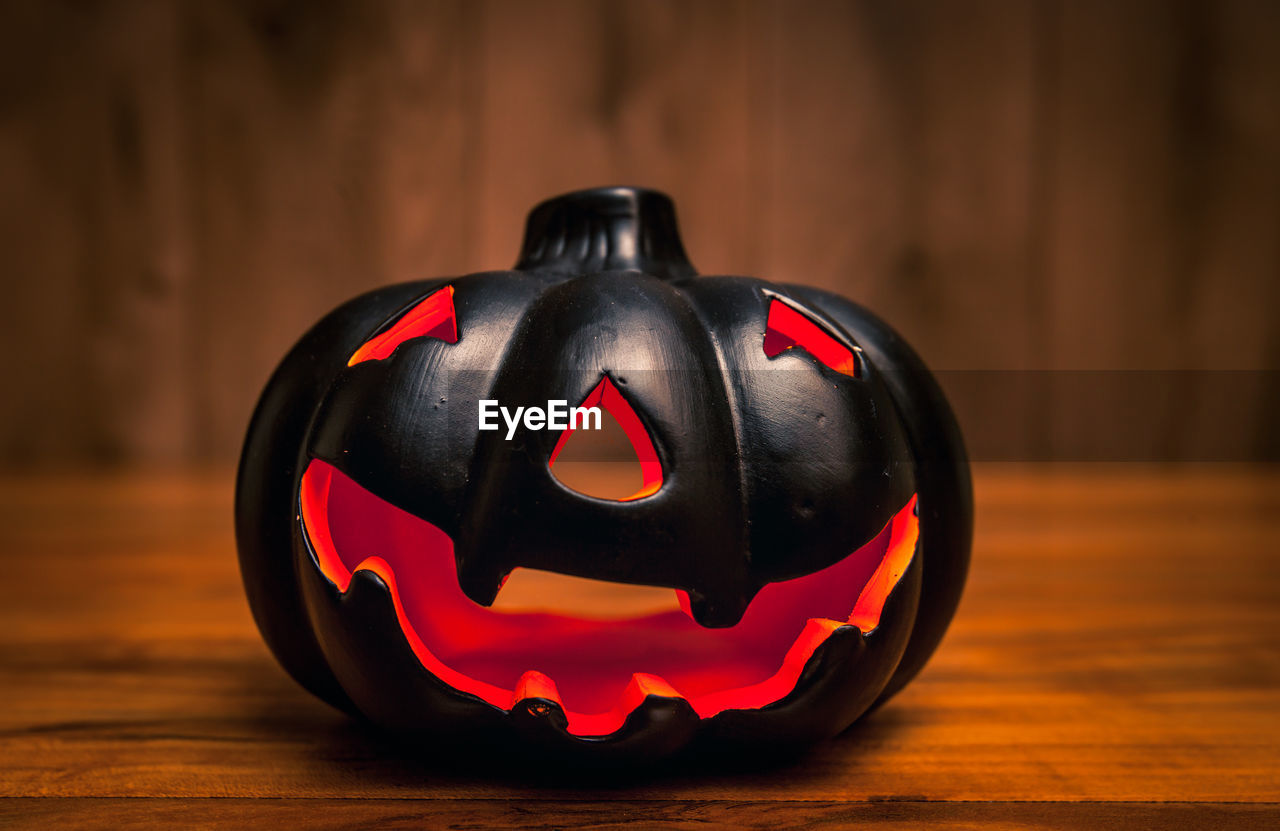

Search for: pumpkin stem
xmin=516 ymin=186 xmax=697 ymax=281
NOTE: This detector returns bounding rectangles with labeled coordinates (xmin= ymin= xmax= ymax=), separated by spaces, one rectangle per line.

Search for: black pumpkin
xmin=235 ymin=187 xmax=971 ymax=763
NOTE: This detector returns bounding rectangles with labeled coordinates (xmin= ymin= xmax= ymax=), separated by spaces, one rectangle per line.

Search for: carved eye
xmin=348 ymin=286 xmax=458 ymax=366
xmin=762 ymin=298 xmax=858 ymax=378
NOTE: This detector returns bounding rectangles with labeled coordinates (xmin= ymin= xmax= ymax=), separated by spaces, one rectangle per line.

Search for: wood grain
xmin=1042 ymin=0 xmax=1280 ymax=460
xmin=2 ymin=1 xmax=1278 ymax=466
xmin=471 ymin=0 xmax=757 ymax=276
xmin=1 ymin=798 xmax=1275 ymax=830
xmin=180 ymin=0 xmax=478 ymax=460
xmin=0 ymin=465 xmax=1276 ymax=826
xmin=0 ymin=1 xmax=193 ymax=464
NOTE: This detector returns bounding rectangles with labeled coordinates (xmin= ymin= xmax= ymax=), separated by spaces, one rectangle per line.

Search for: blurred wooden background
xmin=1 ymin=0 xmax=1277 ymax=467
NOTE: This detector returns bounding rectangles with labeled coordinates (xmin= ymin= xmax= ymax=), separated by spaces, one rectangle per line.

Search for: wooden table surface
xmin=1 ymin=465 xmax=1277 ymax=828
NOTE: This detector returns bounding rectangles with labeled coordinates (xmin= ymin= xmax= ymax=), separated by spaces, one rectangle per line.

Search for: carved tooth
xmin=455 ymin=558 xmax=507 ymax=607
xmin=511 ymin=670 xmax=562 ymax=708
xmin=626 ymin=672 xmax=682 ymax=702
xmin=686 ymin=589 xmax=751 ymax=628
xmin=603 ymin=673 xmax=690 ymax=737
xmin=783 ymin=618 xmax=848 ymax=665
xmin=803 ymin=617 xmax=848 ymax=639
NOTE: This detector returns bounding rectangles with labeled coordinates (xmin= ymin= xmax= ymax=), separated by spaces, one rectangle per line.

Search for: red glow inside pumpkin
xmin=300 ymin=459 xmax=918 ymax=736
xmin=763 ymin=298 xmax=858 ymax=377
xmin=347 ymin=286 xmax=458 ymax=366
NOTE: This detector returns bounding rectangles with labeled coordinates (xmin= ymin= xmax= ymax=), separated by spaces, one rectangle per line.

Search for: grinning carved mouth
xmin=300 ymin=459 xmax=918 ymax=737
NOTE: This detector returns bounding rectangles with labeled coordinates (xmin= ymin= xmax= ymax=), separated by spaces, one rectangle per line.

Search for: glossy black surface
xmin=235 ymin=186 xmax=971 ymax=763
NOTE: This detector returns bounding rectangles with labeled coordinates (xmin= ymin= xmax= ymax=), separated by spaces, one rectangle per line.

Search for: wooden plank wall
xmin=0 ymin=0 xmax=1276 ymax=466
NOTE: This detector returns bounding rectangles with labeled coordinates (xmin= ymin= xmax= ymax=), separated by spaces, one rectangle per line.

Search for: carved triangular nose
xmin=549 ymin=376 xmax=663 ymax=502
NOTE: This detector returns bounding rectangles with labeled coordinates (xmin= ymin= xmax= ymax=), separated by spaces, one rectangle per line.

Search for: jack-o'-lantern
xmin=235 ymin=187 xmax=971 ymax=763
